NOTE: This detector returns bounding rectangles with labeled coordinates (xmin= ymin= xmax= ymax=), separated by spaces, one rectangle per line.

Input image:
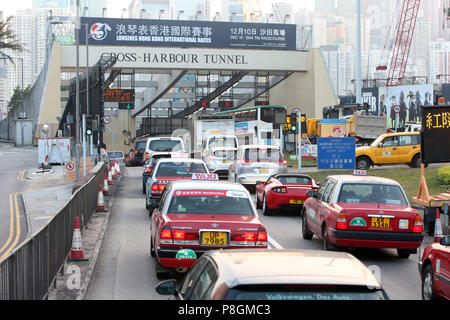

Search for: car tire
xmin=150 ymin=237 xmax=155 ymax=257
xmin=421 ymin=264 xmax=436 ymax=300
xmin=411 ymin=154 xmax=421 ymax=168
xmin=322 ymin=225 xmax=336 ymax=251
xmin=255 ymin=194 xmax=262 ymax=209
xmin=302 ymin=210 xmax=314 ymax=240
xmin=148 ymin=206 xmax=154 ymax=217
xmin=143 ymin=183 xmax=146 ymax=195
xmin=262 ymin=194 xmax=272 ymax=216
xmin=356 ymin=156 xmax=371 ymax=170
xmin=397 ymin=249 xmax=411 ymax=259
xmin=155 ymin=259 xmax=170 ymax=280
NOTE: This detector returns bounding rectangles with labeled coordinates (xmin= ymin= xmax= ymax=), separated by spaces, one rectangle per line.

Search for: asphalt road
xmin=85 ymin=166 xmax=428 ymax=300
xmin=0 ymin=142 xmax=35 ymax=260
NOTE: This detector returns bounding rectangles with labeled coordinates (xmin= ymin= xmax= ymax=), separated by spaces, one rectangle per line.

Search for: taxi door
xmin=372 ymin=136 xmax=400 ymax=164
xmin=396 ymin=134 xmax=420 ymax=163
xmin=306 ymin=179 xmax=331 ymax=235
xmin=435 ymin=244 xmax=450 ymax=299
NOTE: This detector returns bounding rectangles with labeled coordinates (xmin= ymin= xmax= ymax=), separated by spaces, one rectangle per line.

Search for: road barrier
xmin=0 ymin=162 xmax=107 ymax=300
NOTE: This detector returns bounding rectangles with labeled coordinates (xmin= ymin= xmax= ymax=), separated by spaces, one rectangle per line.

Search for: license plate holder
xmin=259 ymin=168 xmax=269 ymax=174
xmin=201 ymin=231 xmax=229 ymax=246
xmin=289 ymin=199 xmax=304 ymax=205
xmin=371 ymin=217 xmax=390 ymax=229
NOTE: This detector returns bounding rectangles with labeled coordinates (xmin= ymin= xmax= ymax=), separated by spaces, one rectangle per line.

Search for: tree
xmin=7 ymin=85 xmax=31 ymax=115
xmin=0 ymin=17 xmax=25 ymax=63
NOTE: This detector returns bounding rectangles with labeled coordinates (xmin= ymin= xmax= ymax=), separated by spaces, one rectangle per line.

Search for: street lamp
xmin=213 ymin=12 xmax=220 ymax=21
xmin=140 ymin=9 xmax=146 ymax=19
xmin=159 ymin=10 xmax=165 ymax=19
xmin=177 ymin=10 xmax=184 ymax=20
xmin=121 ymin=8 xmax=127 ymax=18
xmin=102 ymin=8 xmax=107 ymax=17
xmin=283 ymin=14 xmax=291 ymax=24
xmin=195 ymin=10 xmax=202 ymax=21
xmin=230 ymin=12 xmax=236 ymax=22
xmin=266 ymin=13 xmax=273 ymax=23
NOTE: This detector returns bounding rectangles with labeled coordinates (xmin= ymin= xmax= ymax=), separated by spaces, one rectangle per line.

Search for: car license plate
xmin=259 ymin=168 xmax=269 ymax=174
xmin=371 ymin=217 xmax=390 ymax=229
xmin=202 ymin=231 xmax=228 ymax=246
xmin=289 ymin=199 xmax=304 ymax=205
xmin=222 ymin=160 xmax=230 ymax=164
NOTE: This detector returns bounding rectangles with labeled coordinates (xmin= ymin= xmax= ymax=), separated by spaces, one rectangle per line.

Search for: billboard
xmin=79 ymin=17 xmax=296 ymax=50
xmin=362 ymin=87 xmax=379 ymax=115
xmin=378 ymin=84 xmax=434 ymax=129
xmin=421 ymin=105 xmax=450 ymax=164
xmin=317 ymin=137 xmax=356 ymax=170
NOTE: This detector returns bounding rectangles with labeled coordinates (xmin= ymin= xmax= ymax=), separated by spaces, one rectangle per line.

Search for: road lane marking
xmin=0 ymin=192 xmax=21 ymax=260
xmin=0 ymin=193 xmax=15 ymax=257
xmin=268 ymin=235 xmax=284 ymax=250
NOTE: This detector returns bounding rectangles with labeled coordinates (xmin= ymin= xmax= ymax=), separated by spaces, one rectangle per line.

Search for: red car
xmin=419 ymin=235 xmax=450 ymax=300
xmin=255 ymin=174 xmax=318 ymax=215
xmin=150 ymin=179 xmax=268 ymax=279
xmin=302 ymin=175 xmax=424 ymax=258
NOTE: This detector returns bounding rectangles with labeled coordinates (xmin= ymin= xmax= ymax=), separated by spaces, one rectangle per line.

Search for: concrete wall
xmin=102 ymin=109 xmax=136 ymax=154
xmin=243 ymin=48 xmax=337 ymax=118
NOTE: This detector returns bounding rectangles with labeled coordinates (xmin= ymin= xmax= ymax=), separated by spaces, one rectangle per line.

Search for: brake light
xmin=280 ymin=159 xmax=287 ymax=165
xmin=145 ymin=152 xmax=149 ymax=160
xmin=172 ymin=230 xmax=185 ymax=241
xmin=240 ymin=160 xmax=250 ymax=165
xmin=135 ymin=150 xmax=138 ymax=154
xmin=336 ymin=213 xmax=348 ymax=230
xmin=413 ymin=215 xmax=423 ymax=233
xmin=160 ymin=226 xmax=173 ymax=244
xmin=151 ymin=184 xmax=159 ymax=191
xmin=273 ymin=187 xmax=287 ymax=193
xmin=256 ymin=228 xmax=268 ymax=245
xmin=243 ymin=232 xmax=256 ymax=242
xmin=159 ymin=185 xmax=165 ymax=191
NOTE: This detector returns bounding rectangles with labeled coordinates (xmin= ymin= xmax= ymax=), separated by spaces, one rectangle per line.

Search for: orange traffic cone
xmin=97 ymin=184 xmax=108 ymax=212
xmin=70 ymin=217 xmax=88 ymax=261
xmin=103 ymin=173 xmax=110 ymax=195
xmin=434 ymin=208 xmax=443 ymax=243
xmin=115 ymin=160 xmax=121 ymax=175
xmin=108 ymin=167 xmax=113 ymax=185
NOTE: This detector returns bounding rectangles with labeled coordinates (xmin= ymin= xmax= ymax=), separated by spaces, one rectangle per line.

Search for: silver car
xmin=205 ymin=146 xmax=237 ymax=179
xmin=228 ymin=145 xmax=287 ymax=187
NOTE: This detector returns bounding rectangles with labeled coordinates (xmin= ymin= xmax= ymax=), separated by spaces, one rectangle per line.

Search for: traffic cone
xmin=115 ymin=160 xmax=121 ymax=175
xmin=111 ymin=163 xmax=116 ymax=179
xmin=96 ymin=184 xmax=108 ymax=212
xmin=108 ymin=167 xmax=113 ymax=185
xmin=70 ymin=217 xmax=88 ymax=261
xmin=103 ymin=173 xmax=110 ymax=195
xmin=434 ymin=208 xmax=443 ymax=243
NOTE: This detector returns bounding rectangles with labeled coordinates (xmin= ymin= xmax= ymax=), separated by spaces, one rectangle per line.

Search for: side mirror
xmin=306 ymin=190 xmax=315 ymax=197
xmin=256 ymin=181 xmax=263 ymax=185
xmin=155 ymin=279 xmax=177 ymax=295
xmin=440 ymin=235 xmax=450 ymax=246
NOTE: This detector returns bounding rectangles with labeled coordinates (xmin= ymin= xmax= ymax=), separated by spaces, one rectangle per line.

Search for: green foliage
xmin=7 ymin=85 xmax=31 ymax=115
xmin=438 ymin=166 xmax=450 ymax=185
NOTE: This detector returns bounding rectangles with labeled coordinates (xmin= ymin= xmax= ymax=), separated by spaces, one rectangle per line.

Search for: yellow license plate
xmin=222 ymin=160 xmax=230 ymax=164
xmin=202 ymin=231 xmax=228 ymax=246
xmin=371 ymin=217 xmax=390 ymax=229
xmin=289 ymin=199 xmax=304 ymax=205
xmin=259 ymin=168 xmax=269 ymax=174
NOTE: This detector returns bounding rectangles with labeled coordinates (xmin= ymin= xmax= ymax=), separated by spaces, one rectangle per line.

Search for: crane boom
xmin=386 ymin=0 xmax=421 ymax=86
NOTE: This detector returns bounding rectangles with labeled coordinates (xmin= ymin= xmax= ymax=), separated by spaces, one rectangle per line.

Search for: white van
xmin=144 ymin=137 xmax=186 ymax=161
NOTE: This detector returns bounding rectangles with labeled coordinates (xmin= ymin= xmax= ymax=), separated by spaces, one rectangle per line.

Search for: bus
xmin=214 ymin=105 xmax=287 ymax=147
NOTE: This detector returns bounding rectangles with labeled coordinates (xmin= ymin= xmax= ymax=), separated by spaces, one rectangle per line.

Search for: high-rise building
xmin=271 ymin=2 xmax=293 ymax=24
xmin=321 ymin=45 xmax=354 ymax=96
xmin=312 ymin=16 xmax=328 ymax=47
xmin=33 ymin=0 xmax=70 ymax=9
xmin=79 ymin=0 xmax=108 ymax=17
xmin=128 ymin=0 xmax=170 ymax=19
xmin=314 ymin=0 xmax=335 ymax=16
xmin=336 ymin=0 xmax=355 ymax=18
xmin=222 ymin=0 xmax=244 ymax=22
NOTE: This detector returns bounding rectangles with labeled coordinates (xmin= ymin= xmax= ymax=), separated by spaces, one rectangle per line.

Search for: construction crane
xmin=240 ymin=0 xmax=263 ymax=22
xmin=376 ymin=0 xmax=421 ymax=86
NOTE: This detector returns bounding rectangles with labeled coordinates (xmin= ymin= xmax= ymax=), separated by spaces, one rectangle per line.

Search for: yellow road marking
xmin=0 ymin=193 xmax=16 ymax=258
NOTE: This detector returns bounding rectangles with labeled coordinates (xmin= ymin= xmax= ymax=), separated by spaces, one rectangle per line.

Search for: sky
xmin=1 ymin=0 xmax=315 ymax=19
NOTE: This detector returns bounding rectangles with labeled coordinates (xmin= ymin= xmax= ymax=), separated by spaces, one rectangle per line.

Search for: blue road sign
xmin=318 ymin=137 xmax=356 ymax=170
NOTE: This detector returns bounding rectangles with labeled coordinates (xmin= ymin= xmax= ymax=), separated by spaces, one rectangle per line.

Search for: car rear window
xmin=209 ymin=137 xmax=237 ymax=148
xmin=213 ymin=150 xmax=235 ymax=159
xmin=108 ymin=152 xmax=123 ymax=158
xmin=225 ymin=285 xmax=387 ymax=300
xmin=243 ymin=148 xmax=283 ymax=162
xmin=155 ymin=162 xmax=207 ymax=177
xmin=149 ymin=139 xmax=183 ymax=152
xmin=277 ymin=176 xmax=311 ymax=184
xmin=135 ymin=140 xmax=146 ymax=151
xmin=167 ymin=190 xmax=254 ymax=215
xmin=338 ymin=183 xmax=408 ymax=205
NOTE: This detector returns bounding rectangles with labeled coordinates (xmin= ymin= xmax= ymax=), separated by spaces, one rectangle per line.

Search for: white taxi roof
xmin=209 ymin=249 xmax=381 ymax=288
xmin=326 ymin=175 xmax=402 ymax=186
xmin=238 ymin=145 xmax=280 ymax=150
xmin=168 ymin=180 xmax=248 ymax=193
xmin=156 ymin=157 xmax=203 ymax=164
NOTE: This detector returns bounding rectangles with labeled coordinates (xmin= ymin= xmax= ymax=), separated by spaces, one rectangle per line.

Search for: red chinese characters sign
xmin=421 ymin=105 xmax=450 ymax=164
xmin=104 ymin=89 xmax=135 ymax=103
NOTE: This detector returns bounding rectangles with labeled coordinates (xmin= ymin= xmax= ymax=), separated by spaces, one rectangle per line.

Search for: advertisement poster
xmin=378 ymin=84 xmax=434 ymax=129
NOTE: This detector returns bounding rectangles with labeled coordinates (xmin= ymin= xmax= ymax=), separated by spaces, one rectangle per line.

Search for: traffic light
xmin=119 ymin=103 xmax=135 ymax=110
xmin=86 ymin=115 xmax=93 ymax=135
xmin=290 ymin=112 xmax=298 ymax=134
xmin=300 ymin=113 xmax=307 ymax=134
xmin=219 ymin=101 xmax=234 ymax=111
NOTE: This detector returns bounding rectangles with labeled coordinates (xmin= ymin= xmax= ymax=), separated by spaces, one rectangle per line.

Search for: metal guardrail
xmin=0 ymin=163 xmax=107 ymax=300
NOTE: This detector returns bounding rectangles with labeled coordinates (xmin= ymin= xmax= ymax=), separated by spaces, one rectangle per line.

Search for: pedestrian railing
xmin=0 ymin=162 xmax=107 ymax=300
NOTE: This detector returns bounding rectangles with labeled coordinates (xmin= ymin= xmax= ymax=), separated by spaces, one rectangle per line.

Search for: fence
xmin=0 ymin=162 xmax=107 ymax=300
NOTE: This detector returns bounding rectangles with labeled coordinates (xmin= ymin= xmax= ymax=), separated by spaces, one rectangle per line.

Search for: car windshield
xmin=244 ymin=148 xmax=283 ymax=162
xmin=225 ymin=285 xmax=386 ymax=300
xmin=136 ymin=140 xmax=146 ymax=152
xmin=108 ymin=152 xmax=123 ymax=159
xmin=155 ymin=162 xmax=207 ymax=177
xmin=213 ymin=150 xmax=236 ymax=159
xmin=338 ymin=183 xmax=408 ymax=205
xmin=149 ymin=139 xmax=183 ymax=152
xmin=370 ymin=136 xmax=385 ymax=147
xmin=209 ymin=137 xmax=237 ymax=148
xmin=278 ymin=176 xmax=311 ymax=184
xmin=167 ymin=190 xmax=254 ymax=215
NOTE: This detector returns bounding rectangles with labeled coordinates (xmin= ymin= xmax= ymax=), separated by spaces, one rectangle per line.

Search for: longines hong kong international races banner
xmin=79 ymin=17 xmax=297 ymax=51
xmin=363 ymin=85 xmax=434 ymax=129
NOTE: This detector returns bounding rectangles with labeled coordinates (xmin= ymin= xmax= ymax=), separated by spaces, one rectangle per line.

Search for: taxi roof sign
xmin=192 ymin=173 xmax=219 ymax=181
xmin=353 ymin=170 xmax=367 ymax=176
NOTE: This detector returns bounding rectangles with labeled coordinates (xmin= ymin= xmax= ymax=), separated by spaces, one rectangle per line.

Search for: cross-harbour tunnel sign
xmin=80 ymin=17 xmax=296 ymax=51
xmin=60 ymin=46 xmax=308 ymax=72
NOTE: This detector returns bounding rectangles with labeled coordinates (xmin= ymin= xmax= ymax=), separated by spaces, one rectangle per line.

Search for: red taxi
xmin=145 ymin=158 xmax=208 ymax=213
xmin=150 ymin=177 xmax=268 ymax=279
xmin=255 ymin=174 xmax=318 ymax=215
xmin=419 ymin=235 xmax=450 ymax=300
xmin=301 ymin=175 xmax=424 ymax=258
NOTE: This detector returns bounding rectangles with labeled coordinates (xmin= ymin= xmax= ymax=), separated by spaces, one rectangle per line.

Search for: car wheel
xmin=302 ymin=210 xmax=314 ymax=240
xmin=150 ymin=236 xmax=155 ymax=257
xmin=262 ymin=194 xmax=272 ymax=216
xmin=148 ymin=206 xmax=154 ymax=217
xmin=356 ymin=156 xmax=371 ymax=170
xmin=422 ymin=264 xmax=436 ymax=300
xmin=411 ymin=154 xmax=421 ymax=168
xmin=143 ymin=183 xmax=146 ymax=195
xmin=397 ymin=249 xmax=411 ymax=259
xmin=322 ymin=225 xmax=336 ymax=251
xmin=255 ymin=193 xmax=262 ymax=209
